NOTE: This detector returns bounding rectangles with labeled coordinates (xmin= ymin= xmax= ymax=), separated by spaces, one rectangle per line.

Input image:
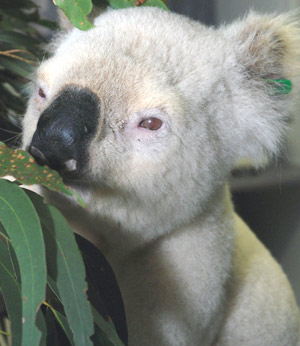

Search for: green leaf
xmin=0 ymin=220 xmax=8 ymax=238
xmin=43 ymin=301 xmax=75 ymax=346
xmin=54 ymin=0 xmax=94 ymax=31
xmin=0 ymin=180 xmax=47 ymax=346
xmin=0 ymin=239 xmax=22 ymax=346
xmin=44 ymin=309 xmax=60 ymax=346
xmin=45 ymin=275 xmax=75 ymax=344
xmin=91 ymin=306 xmax=125 ymax=346
xmin=107 ymin=0 xmax=135 ymax=9
xmin=0 ymin=142 xmax=85 ymax=208
xmin=46 ymin=274 xmax=61 ymax=303
xmin=48 ymin=257 xmax=125 ymax=346
xmin=7 ymin=240 xmax=21 ymax=283
xmin=28 ymin=191 xmax=94 ymax=346
xmin=36 ymin=309 xmax=47 ymax=346
xmin=108 ymin=0 xmax=168 ymax=10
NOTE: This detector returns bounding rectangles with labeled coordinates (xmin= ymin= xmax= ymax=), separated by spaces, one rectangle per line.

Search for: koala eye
xmin=38 ymin=87 xmax=46 ymax=99
xmin=139 ymin=117 xmax=162 ymax=130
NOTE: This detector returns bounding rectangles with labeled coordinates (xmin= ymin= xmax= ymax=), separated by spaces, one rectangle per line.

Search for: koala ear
xmin=223 ymin=11 xmax=300 ymax=166
xmin=231 ymin=11 xmax=300 ymax=80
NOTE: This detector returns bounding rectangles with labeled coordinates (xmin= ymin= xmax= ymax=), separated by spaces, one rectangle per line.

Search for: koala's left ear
xmin=223 ymin=11 xmax=300 ymax=166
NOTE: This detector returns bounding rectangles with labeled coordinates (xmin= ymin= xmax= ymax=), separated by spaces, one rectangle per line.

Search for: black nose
xmin=29 ymin=86 xmax=99 ymax=175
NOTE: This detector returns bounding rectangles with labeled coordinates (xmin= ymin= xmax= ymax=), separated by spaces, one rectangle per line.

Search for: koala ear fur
xmin=231 ymin=11 xmax=300 ymax=80
xmin=223 ymin=11 xmax=300 ymax=166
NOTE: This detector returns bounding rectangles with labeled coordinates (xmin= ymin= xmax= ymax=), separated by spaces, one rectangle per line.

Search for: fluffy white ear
xmin=223 ymin=11 xmax=300 ymax=166
xmin=232 ymin=11 xmax=300 ymax=80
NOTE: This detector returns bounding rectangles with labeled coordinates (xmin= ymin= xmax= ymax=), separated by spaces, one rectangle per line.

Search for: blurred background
xmin=2 ymin=0 xmax=300 ymax=305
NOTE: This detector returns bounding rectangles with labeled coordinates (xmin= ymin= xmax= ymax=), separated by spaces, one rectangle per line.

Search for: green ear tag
xmin=266 ymin=79 xmax=292 ymax=95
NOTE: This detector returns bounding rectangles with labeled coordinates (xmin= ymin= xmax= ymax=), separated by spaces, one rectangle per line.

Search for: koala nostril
xmin=63 ymin=159 xmax=77 ymax=173
xmin=29 ymin=145 xmax=49 ymax=166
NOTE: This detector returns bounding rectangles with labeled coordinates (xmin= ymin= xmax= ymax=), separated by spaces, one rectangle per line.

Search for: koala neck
xmin=110 ymin=185 xmax=235 ymax=340
xmin=90 ymin=184 xmax=235 ymax=271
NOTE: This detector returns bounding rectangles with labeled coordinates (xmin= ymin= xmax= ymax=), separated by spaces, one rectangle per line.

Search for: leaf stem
xmin=0 ymin=330 xmax=11 ymax=336
xmin=0 ymin=50 xmax=36 ymax=65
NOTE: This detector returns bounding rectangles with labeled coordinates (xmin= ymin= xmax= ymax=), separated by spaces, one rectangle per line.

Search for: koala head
xmin=22 ymin=8 xmax=300 ymax=247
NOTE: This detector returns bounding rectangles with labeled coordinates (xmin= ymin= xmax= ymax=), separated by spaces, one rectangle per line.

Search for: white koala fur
xmin=22 ymin=7 xmax=300 ymax=346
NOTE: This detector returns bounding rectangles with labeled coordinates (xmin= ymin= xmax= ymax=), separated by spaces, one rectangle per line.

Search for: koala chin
xmin=22 ymin=7 xmax=300 ymax=346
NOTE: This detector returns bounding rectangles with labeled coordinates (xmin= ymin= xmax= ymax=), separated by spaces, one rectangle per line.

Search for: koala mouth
xmin=28 ymin=86 xmax=100 ymax=181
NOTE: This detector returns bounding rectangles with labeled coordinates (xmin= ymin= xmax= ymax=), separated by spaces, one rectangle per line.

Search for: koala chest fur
xmin=22 ymin=7 xmax=300 ymax=346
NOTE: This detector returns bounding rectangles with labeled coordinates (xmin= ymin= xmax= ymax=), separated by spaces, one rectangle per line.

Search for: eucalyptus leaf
xmin=0 ymin=142 xmax=85 ymax=208
xmin=46 ymin=275 xmax=61 ymax=304
xmin=0 ymin=179 xmax=47 ymax=346
xmin=0 ymin=240 xmax=22 ymax=346
xmin=7 ymin=240 xmax=21 ymax=285
xmin=108 ymin=0 xmax=168 ymax=10
xmin=28 ymin=191 xmax=94 ymax=346
xmin=54 ymin=0 xmax=94 ymax=30
xmin=93 ymin=325 xmax=115 ymax=346
xmin=0 ymin=221 xmax=8 ymax=238
xmin=92 ymin=306 xmax=125 ymax=346
xmin=36 ymin=309 xmax=47 ymax=346
xmin=43 ymin=301 xmax=75 ymax=346
xmin=44 ymin=309 xmax=60 ymax=346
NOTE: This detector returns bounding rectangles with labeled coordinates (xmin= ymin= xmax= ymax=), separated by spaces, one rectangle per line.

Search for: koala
xmin=22 ymin=7 xmax=300 ymax=346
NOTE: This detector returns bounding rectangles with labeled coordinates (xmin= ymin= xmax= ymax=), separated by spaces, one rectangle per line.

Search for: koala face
xmin=22 ymin=7 xmax=300 ymax=248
